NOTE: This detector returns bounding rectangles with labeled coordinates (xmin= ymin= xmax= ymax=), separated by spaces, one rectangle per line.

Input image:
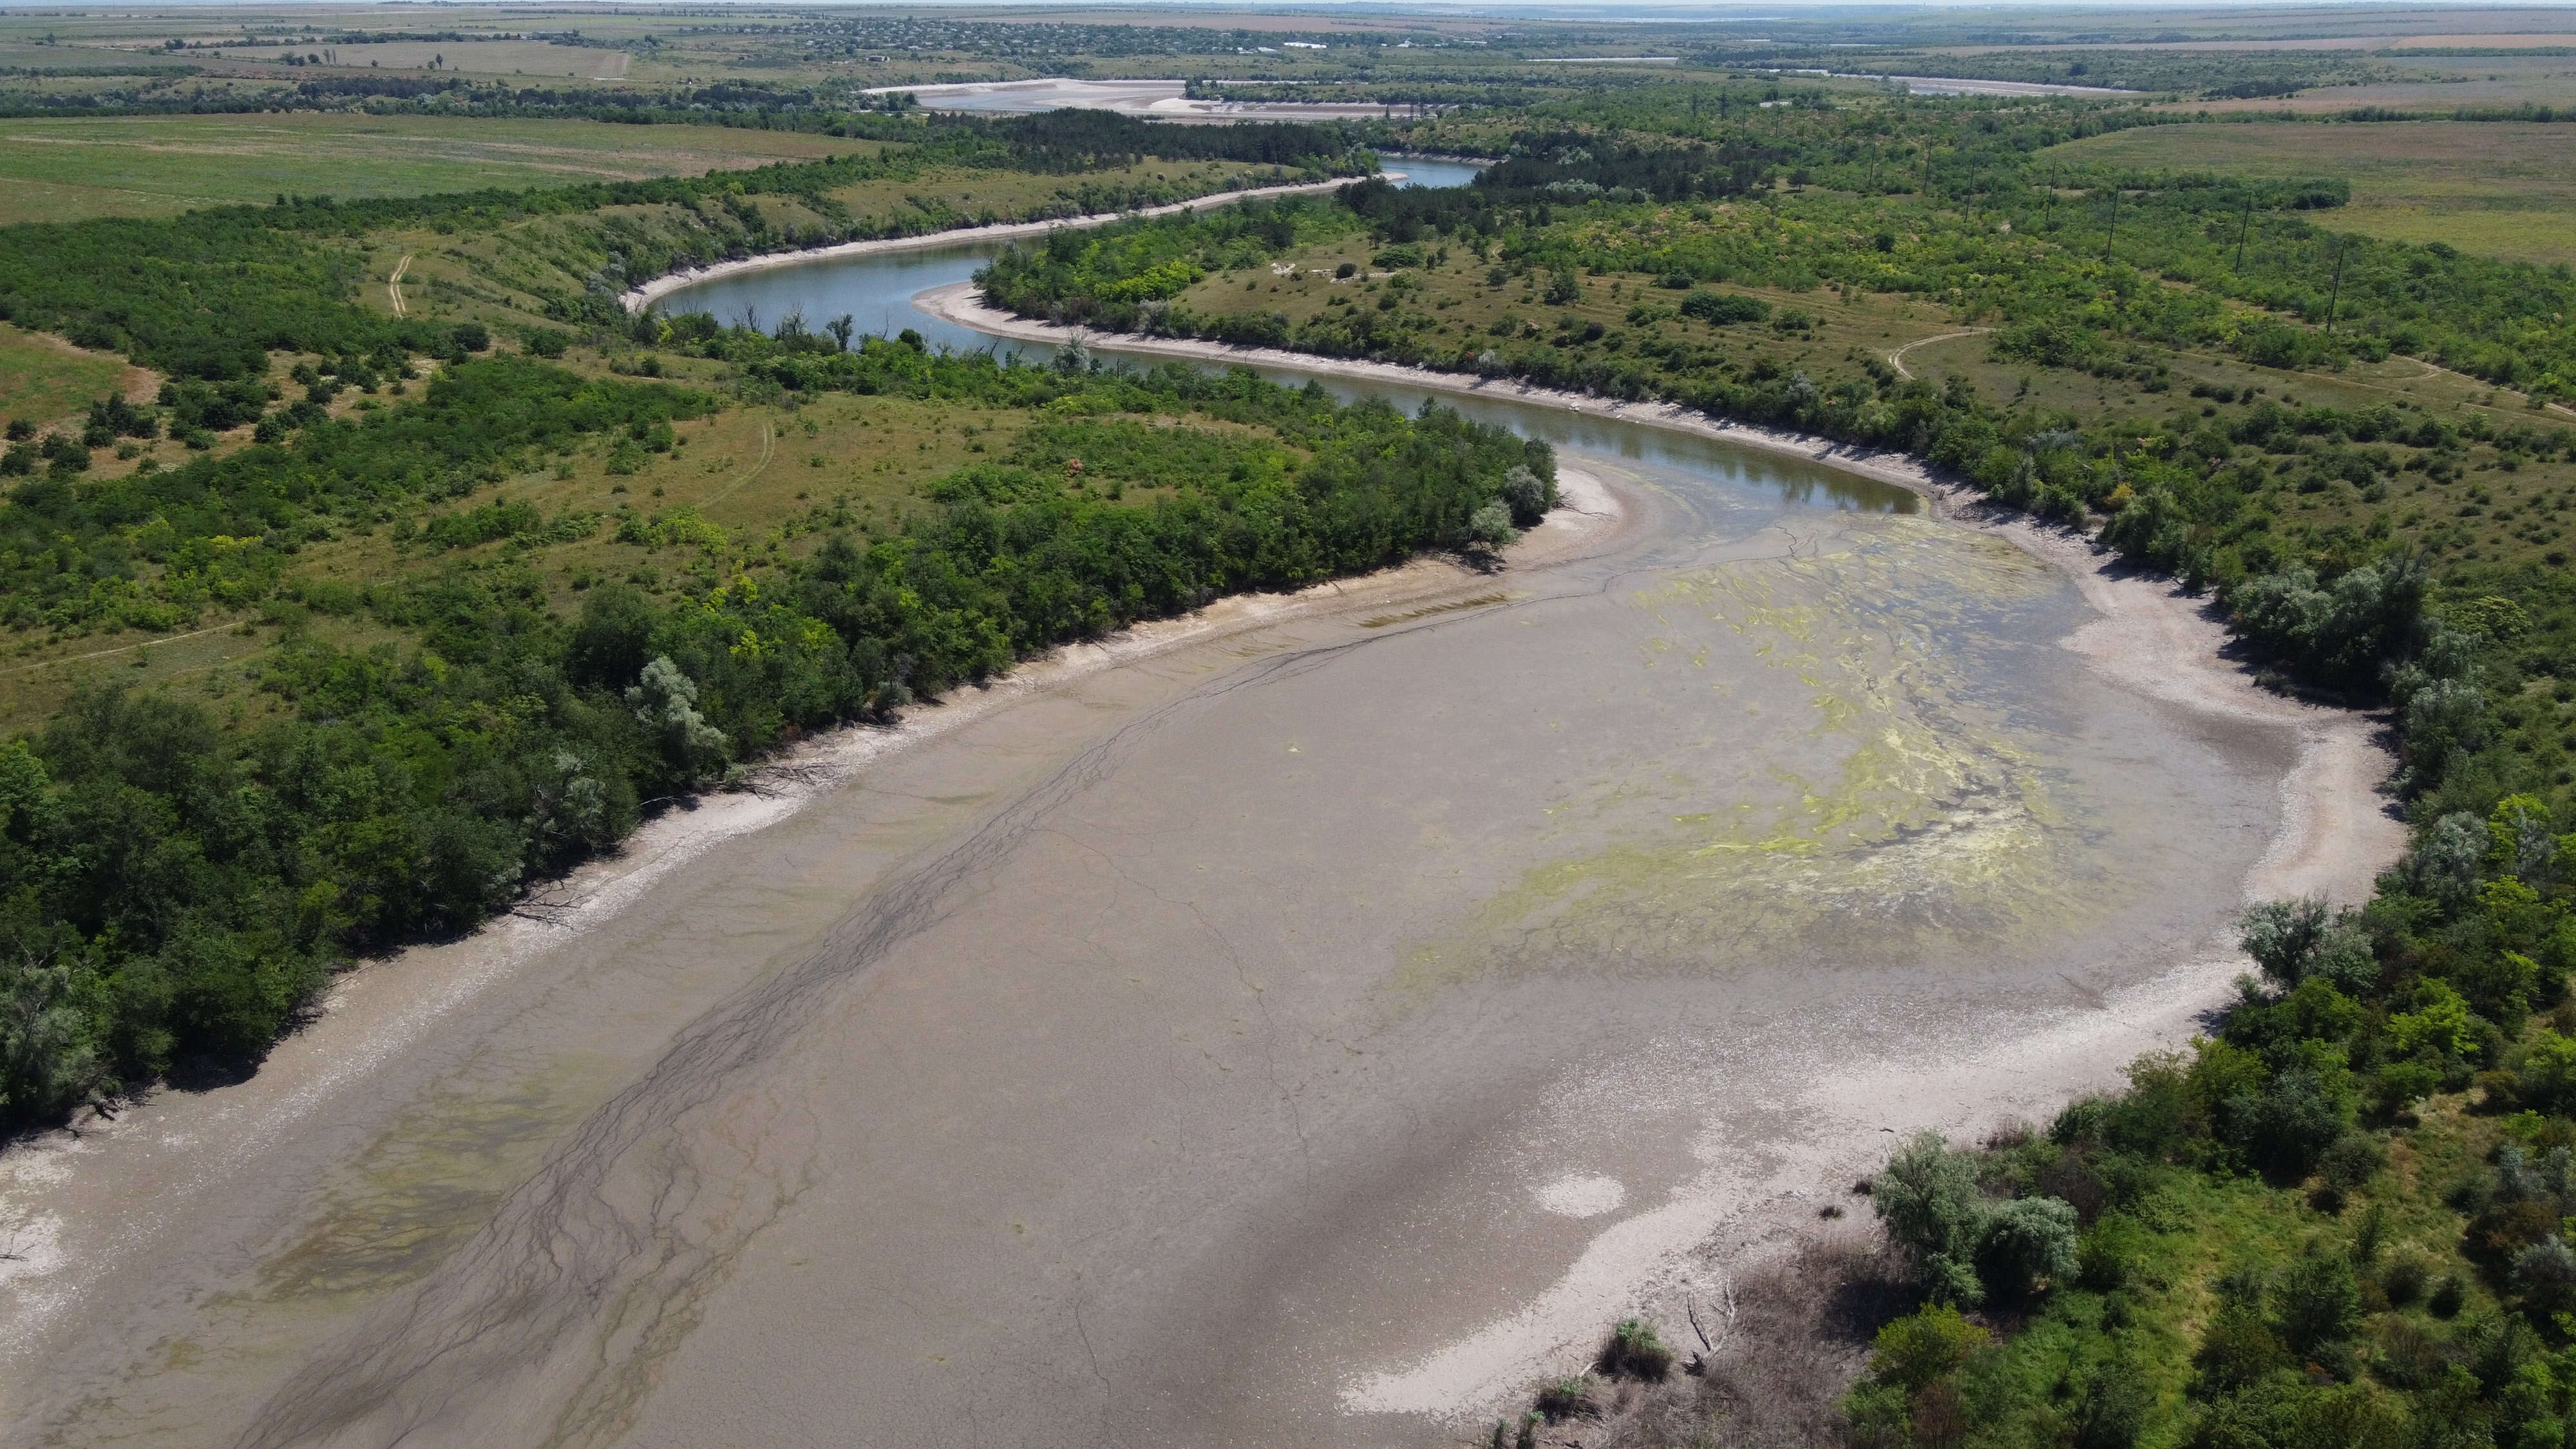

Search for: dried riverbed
xmin=0 ymin=256 xmax=2401 ymax=1448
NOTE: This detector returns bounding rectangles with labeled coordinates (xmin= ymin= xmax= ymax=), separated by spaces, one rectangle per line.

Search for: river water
xmin=0 ymin=166 xmax=2300 ymax=1449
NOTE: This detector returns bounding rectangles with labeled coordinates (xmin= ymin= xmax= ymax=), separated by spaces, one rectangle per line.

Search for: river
xmin=0 ymin=163 xmax=2385 ymax=1449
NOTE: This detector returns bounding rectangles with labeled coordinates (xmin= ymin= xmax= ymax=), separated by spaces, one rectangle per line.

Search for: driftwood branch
xmin=1683 ymin=1272 xmax=1738 ymax=1374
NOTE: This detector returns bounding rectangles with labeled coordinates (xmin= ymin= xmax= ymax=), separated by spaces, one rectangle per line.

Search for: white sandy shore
xmin=616 ymin=174 xmax=1383 ymax=314
xmin=917 ymin=287 xmax=2401 ymax=1422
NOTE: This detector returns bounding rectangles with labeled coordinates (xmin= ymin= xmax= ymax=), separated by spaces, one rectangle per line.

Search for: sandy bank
xmin=617 ymin=174 xmax=1381 ymax=314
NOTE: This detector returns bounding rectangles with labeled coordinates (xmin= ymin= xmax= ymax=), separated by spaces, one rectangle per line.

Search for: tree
xmin=2404 ymin=813 xmax=2488 ymax=906
xmin=1873 ymin=1132 xmax=1992 ymax=1305
xmin=2242 ymin=896 xmax=2331 ymax=989
xmin=1498 ymin=464 xmax=1551 ymax=527
xmin=826 ymin=314 xmax=856 ymax=353
xmin=2514 ymin=1236 xmax=2576 ymax=1318
xmin=2224 ymin=1067 xmax=2351 ymax=1180
xmin=627 ymin=656 xmax=730 ymax=782
xmin=1975 ymin=1196 xmax=2079 ymax=1299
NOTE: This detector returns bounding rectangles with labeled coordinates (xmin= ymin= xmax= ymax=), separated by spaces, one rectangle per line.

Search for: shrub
xmin=1532 ymin=1377 xmax=1596 ymax=1421
xmin=2380 ymin=1253 xmax=2430 ymax=1307
xmin=1597 ymin=1318 xmax=1674 ymax=1381
xmin=2519 ymin=1030 xmax=2576 ymax=1114
xmin=2228 ymin=553 xmax=2429 ymax=692
xmin=2320 ymin=1133 xmax=2387 ymax=1190
xmin=1976 ymin=1196 xmax=2080 ymax=1299
xmin=1464 ymin=500 xmax=1517 ymax=551
xmin=2195 ymin=1303 xmax=2293 ymax=1394
xmin=450 ymin=321 xmax=491 ymax=353
xmin=2221 ymin=1067 xmax=2351 ymax=1180
xmin=2373 ymin=1059 xmax=2443 ymax=1116
xmin=2079 ymin=1213 xmax=2151 ymax=1291
xmin=2273 ymin=1250 xmax=2361 ymax=1354
xmin=1680 ymin=289 xmax=1771 ymax=325
xmin=2429 ymin=1273 xmax=2467 ymax=1318
xmin=2071 ymin=1354 xmax=2151 ymax=1449
xmin=1867 ymin=1305 xmax=1987 ymax=1389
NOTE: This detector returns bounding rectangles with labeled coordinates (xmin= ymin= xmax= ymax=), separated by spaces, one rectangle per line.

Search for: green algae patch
xmin=1400 ymin=519 xmax=2119 ymax=987
xmin=254 ymin=1061 xmax=613 ymax=1302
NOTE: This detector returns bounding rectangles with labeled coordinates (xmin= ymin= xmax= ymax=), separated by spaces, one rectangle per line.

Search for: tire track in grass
xmin=1888 ymin=327 xmax=1992 ymax=381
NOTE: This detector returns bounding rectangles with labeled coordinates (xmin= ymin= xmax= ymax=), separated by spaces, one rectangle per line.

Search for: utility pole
xmin=2235 ymin=192 xmax=2254 ymax=272
xmin=2103 ymin=187 xmax=2118 ymax=260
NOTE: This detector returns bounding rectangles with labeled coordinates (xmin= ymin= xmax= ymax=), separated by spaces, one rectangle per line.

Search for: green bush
xmin=1597 ymin=1318 xmax=1674 ymax=1381
xmin=1865 ymin=1305 xmax=1987 ymax=1390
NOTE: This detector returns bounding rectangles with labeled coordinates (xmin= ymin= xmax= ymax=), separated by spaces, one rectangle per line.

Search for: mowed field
xmin=0 ymin=114 xmax=867 ymax=224
xmin=2049 ymin=121 xmax=2576 ymax=266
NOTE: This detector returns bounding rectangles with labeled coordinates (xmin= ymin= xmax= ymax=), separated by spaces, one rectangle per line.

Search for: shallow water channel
xmin=0 ymin=172 xmax=2302 ymax=1449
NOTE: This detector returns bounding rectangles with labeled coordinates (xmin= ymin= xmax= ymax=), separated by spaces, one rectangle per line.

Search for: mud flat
xmin=0 ymin=282 xmax=2400 ymax=1448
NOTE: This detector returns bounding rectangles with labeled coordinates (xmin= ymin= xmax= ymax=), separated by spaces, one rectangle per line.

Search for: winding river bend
xmin=0 ymin=169 xmax=2393 ymax=1449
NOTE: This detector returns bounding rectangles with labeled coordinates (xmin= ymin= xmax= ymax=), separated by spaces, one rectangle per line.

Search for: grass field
xmin=0 ymin=322 xmax=144 ymax=433
xmin=2172 ymin=53 xmax=2576 ymax=113
xmin=0 ymin=115 xmax=867 ymax=225
xmin=2048 ymin=121 xmax=2576 ymax=267
xmin=239 ymin=39 xmax=629 ymax=79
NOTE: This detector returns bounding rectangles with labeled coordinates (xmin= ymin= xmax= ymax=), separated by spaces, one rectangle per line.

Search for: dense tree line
xmin=0 ymin=342 xmax=1548 ymax=1127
